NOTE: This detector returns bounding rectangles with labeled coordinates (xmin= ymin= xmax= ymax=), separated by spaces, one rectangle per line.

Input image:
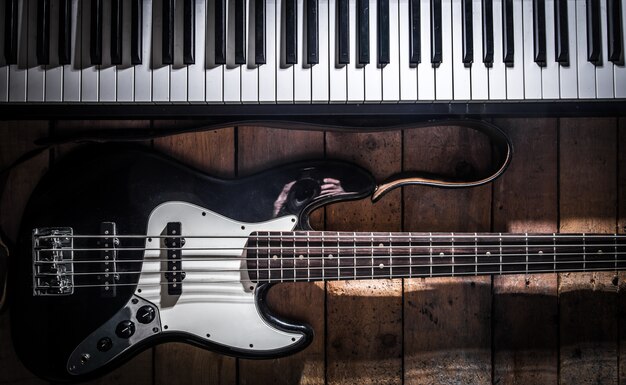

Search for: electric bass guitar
xmin=10 ymin=144 xmax=626 ymax=382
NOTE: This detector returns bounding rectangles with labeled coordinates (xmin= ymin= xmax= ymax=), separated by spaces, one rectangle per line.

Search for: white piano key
xmin=347 ymin=0 xmax=365 ymax=102
xmin=170 ymin=0 xmax=188 ymax=102
xmin=241 ymin=0 xmax=259 ymax=103
xmin=398 ymin=0 xmax=417 ymax=101
xmin=294 ymin=0 xmax=311 ymax=102
xmin=275 ymin=0 xmax=293 ymax=102
xmin=224 ymin=0 xmax=242 ymax=102
xmin=188 ymin=0 xmax=206 ymax=101
xmin=364 ymin=0 xmax=381 ymax=102
xmin=382 ymin=0 xmax=400 ymax=101
xmin=259 ymin=0 xmax=277 ymax=102
xmin=81 ymin=0 xmax=98 ymax=101
xmin=559 ymin=0 xmax=578 ymax=99
xmin=505 ymin=0 xmax=524 ymax=99
xmin=470 ymin=0 xmax=488 ymax=100
xmin=44 ymin=0 xmax=63 ymax=101
xmin=522 ymin=0 xmax=541 ymax=99
xmin=153 ymin=0 xmax=171 ymax=102
xmin=311 ymin=0 xmax=329 ymax=102
xmin=452 ymin=0 xmax=470 ymax=100
xmin=541 ymin=0 xmax=559 ymax=99
xmin=63 ymin=0 xmax=82 ymax=102
xmin=417 ymin=0 xmax=434 ymax=100
xmin=206 ymin=0 xmax=224 ymax=102
xmin=615 ymin=0 xmax=626 ymax=97
xmin=0 ymin=0 xmax=9 ymax=101
xmin=596 ymin=0 xmax=614 ymax=98
xmin=117 ymin=0 xmax=135 ymax=102
xmin=576 ymin=0 xmax=595 ymax=98
xmin=27 ymin=0 xmax=45 ymax=102
xmin=99 ymin=0 xmax=117 ymax=101
xmin=489 ymin=0 xmax=506 ymax=99
xmin=135 ymin=0 xmax=153 ymax=101
xmin=329 ymin=0 xmax=347 ymax=102
xmin=435 ymin=0 xmax=452 ymax=100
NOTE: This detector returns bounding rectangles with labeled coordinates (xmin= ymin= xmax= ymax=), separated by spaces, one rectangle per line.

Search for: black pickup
xmin=164 ymin=222 xmax=184 ymax=295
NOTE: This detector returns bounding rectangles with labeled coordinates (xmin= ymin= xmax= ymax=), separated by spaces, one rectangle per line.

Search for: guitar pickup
xmin=97 ymin=222 xmax=119 ymax=297
xmin=32 ymin=227 xmax=74 ymax=296
xmin=164 ymin=222 xmax=185 ymax=295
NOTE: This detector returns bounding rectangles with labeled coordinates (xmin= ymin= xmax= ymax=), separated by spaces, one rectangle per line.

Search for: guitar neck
xmin=246 ymin=232 xmax=626 ymax=283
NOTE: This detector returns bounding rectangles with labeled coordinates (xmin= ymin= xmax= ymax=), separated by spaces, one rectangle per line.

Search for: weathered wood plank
xmin=325 ymin=132 xmax=403 ymax=385
xmin=237 ymin=126 xmax=325 ymax=385
xmin=0 ymin=121 xmax=49 ymax=385
xmin=153 ymin=129 xmax=237 ymax=385
xmin=403 ymin=126 xmax=492 ymax=385
xmin=559 ymin=117 xmax=618 ymax=385
xmin=617 ymin=117 xmax=626 ymax=385
xmin=491 ymin=118 xmax=559 ymax=384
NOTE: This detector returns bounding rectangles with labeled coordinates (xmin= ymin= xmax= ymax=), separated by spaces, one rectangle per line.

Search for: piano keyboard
xmin=0 ymin=0 xmax=624 ymax=118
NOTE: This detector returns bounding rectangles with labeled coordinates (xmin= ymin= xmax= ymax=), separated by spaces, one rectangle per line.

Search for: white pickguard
xmin=136 ymin=201 xmax=304 ymax=352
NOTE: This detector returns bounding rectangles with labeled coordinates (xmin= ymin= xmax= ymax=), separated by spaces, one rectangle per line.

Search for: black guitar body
xmin=10 ymin=144 xmax=375 ymax=382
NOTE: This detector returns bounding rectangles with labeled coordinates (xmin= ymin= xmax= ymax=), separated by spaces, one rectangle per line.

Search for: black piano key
xmin=358 ymin=0 xmax=370 ymax=64
xmin=4 ymin=0 xmax=18 ymax=64
xmin=59 ymin=0 xmax=72 ymax=65
xmin=555 ymin=0 xmax=569 ymax=64
xmin=482 ymin=0 xmax=493 ymax=64
xmin=37 ymin=0 xmax=50 ymax=65
xmin=111 ymin=0 xmax=123 ymax=65
xmin=235 ymin=0 xmax=246 ymax=64
xmin=378 ymin=0 xmax=390 ymax=66
xmin=285 ymin=0 xmax=297 ymax=64
xmin=532 ymin=0 xmax=546 ymax=65
xmin=162 ymin=0 xmax=174 ymax=64
xmin=586 ymin=0 xmax=600 ymax=64
xmin=462 ymin=0 xmax=473 ymax=65
xmin=337 ymin=0 xmax=349 ymax=65
xmin=184 ymin=0 xmax=195 ymax=64
xmin=608 ymin=0 xmax=623 ymax=63
xmin=409 ymin=0 xmax=419 ymax=65
xmin=215 ymin=0 xmax=226 ymax=64
xmin=502 ymin=0 xmax=514 ymax=64
xmin=307 ymin=0 xmax=319 ymax=64
xmin=90 ymin=0 xmax=103 ymax=65
xmin=430 ymin=0 xmax=442 ymax=66
xmin=131 ymin=0 xmax=142 ymax=65
xmin=255 ymin=0 xmax=266 ymax=64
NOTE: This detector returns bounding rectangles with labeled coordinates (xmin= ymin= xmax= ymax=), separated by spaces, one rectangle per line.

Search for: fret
xmin=267 ymin=231 xmax=272 ymax=281
xmin=408 ymin=232 xmax=413 ymax=278
xmin=255 ymin=231 xmax=260 ymax=282
xmin=428 ymin=233 xmax=433 ymax=277
xmin=280 ymin=231 xmax=284 ymax=282
xmin=553 ymin=233 xmax=557 ymax=272
xmin=453 ymin=232 xmax=476 ymax=275
xmin=389 ymin=232 xmax=393 ymax=279
xmin=500 ymin=234 xmax=526 ymax=273
xmin=431 ymin=233 xmax=452 ymax=276
xmin=582 ymin=233 xmax=586 ymax=270
xmin=353 ymin=232 xmax=357 ymax=279
xmin=499 ymin=233 xmax=502 ymax=274
xmin=337 ymin=232 xmax=353 ymax=280
xmin=554 ymin=234 xmax=585 ymax=271
xmin=307 ymin=231 xmax=311 ymax=282
xmin=585 ymin=234 xmax=614 ymax=270
xmin=615 ymin=234 xmax=618 ymax=272
xmin=527 ymin=234 xmax=556 ymax=272
xmin=371 ymin=232 xmax=374 ymax=279
xmin=451 ymin=232 xmax=455 ymax=277
xmin=293 ymin=232 xmax=297 ymax=282
xmin=321 ymin=232 xmax=324 ymax=281
xmin=474 ymin=233 xmax=478 ymax=276
xmin=280 ymin=231 xmax=295 ymax=281
xmin=476 ymin=234 xmax=500 ymax=274
xmin=336 ymin=232 xmax=341 ymax=280
xmin=525 ymin=233 xmax=529 ymax=274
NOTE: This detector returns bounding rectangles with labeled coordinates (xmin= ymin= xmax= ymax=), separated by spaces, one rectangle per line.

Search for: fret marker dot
xmin=379 ymin=263 xmax=384 ymax=269
xmin=273 ymin=255 xmax=278 ymax=260
xmin=439 ymin=252 xmax=444 ymax=256
xmin=486 ymin=252 xmax=491 ymax=256
xmin=538 ymin=251 xmax=543 ymax=254
xmin=379 ymin=243 xmax=384 ymax=247
xmin=299 ymin=255 xmax=304 ymax=259
xmin=328 ymin=254 xmax=333 ymax=259
xmin=598 ymin=250 xmax=603 ymax=254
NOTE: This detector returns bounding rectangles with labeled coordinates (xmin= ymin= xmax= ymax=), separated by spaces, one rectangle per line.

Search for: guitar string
xmin=37 ymin=265 xmax=624 ymax=290
xmin=34 ymin=257 xmax=626 ymax=277
xmin=33 ymin=241 xmax=625 ymax=253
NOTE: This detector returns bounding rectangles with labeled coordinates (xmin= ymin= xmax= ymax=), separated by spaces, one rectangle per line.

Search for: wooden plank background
xmin=0 ymin=117 xmax=623 ymax=385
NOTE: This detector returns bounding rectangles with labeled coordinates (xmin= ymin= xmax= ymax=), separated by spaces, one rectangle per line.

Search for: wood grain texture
xmin=237 ymin=126 xmax=326 ymax=385
xmin=403 ymin=126 xmax=492 ymax=385
xmin=559 ymin=118 xmax=619 ymax=385
xmin=0 ymin=121 xmax=49 ymax=385
xmin=153 ymin=129 xmax=237 ymax=385
xmin=491 ymin=119 xmax=558 ymax=384
xmin=325 ymin=132 xmax=403 ymax=385
xmin=618 ymin=118 xmax=626 ymax=385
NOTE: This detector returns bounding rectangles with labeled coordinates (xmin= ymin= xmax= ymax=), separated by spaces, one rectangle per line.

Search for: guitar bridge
xmin=32 ymin=227 xmax=74 ymax=296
